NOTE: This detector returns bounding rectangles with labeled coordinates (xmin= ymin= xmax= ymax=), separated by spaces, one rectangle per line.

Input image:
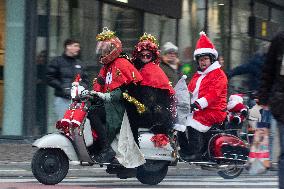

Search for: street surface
xmin=0 ymin=161 xmax=278 ymax=189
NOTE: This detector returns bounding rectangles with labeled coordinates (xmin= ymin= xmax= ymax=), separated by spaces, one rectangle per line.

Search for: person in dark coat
xmin=160 ymin=42 xmax=181 ymax=87
xmin=257 ymin=31 xmax=284 ymax=189
xmin=46 ymin=38 xmax=89 ymax=119
xmin=227 ymin=45 xmax=268 ymax=108
xmin=126 ymin=33 xmax=176 ymax=143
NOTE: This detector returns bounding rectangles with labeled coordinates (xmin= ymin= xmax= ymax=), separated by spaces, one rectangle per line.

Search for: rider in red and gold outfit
xmin=90 ymin=28 xmax=142 ymax=163
xmin=126 ymin=33 xmax=175 ymax=143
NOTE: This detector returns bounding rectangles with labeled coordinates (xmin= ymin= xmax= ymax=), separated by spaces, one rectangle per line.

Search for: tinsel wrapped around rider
xmin=90 ymin=28 xmax=142 ymax=163
xmin=126 ymin=33 xmax=176 ymax=142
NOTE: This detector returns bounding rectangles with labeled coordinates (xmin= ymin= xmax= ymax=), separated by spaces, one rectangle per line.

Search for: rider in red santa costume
xmin=175 ymin=31 xmax=228 ymax=161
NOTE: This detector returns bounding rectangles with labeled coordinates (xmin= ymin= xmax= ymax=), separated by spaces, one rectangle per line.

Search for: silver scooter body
xmin=33 ymin=121 xmax=176 ymax=163
xmin=33 ymin=119 xmax=95 ymax=163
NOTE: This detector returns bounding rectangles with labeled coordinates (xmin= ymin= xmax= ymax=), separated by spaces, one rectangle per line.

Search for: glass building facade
xmin=0 ymin=0 xmax=284 ymax=137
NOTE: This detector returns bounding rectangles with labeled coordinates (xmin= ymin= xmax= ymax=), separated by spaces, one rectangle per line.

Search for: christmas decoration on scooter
xmin=227 ymin=94 xmax=248 ymax=129
xmin=150 ymin=134 xmax=170 ymax=147
xmin=56 ymin=74 xmax=91 ymax=136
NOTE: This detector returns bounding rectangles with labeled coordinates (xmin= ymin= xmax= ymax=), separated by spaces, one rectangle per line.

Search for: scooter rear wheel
xmin=31 ymin=148 xmax=69 ymax=185
xmin=136 ymin=160 xmax=168 ymax=185
xmin=217 ymin=166 xmax=243 ymax=179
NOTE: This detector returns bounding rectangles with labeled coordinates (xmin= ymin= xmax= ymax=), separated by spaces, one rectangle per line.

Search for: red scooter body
xmin=209 ymin=133 xmax=249 ymax=162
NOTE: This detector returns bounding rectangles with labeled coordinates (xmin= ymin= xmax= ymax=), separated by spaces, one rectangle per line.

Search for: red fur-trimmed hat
xmin=194 ymin=31 xmax=218 ymax=60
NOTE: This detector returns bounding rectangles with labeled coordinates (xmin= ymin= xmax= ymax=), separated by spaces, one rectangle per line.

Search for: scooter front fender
xmin=32 ymin=133 xmax=79 ymax=161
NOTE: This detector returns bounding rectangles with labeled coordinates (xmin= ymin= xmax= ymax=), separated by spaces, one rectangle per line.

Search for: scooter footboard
xmin=32 ymin=133 xmax=79 ymax=161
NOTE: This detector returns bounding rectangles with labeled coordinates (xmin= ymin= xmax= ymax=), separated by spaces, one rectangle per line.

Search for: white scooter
xmin=31 ymin=84 xmax=178 ymax=186
xmin=31 ymin=77 xmax=249 ymax=186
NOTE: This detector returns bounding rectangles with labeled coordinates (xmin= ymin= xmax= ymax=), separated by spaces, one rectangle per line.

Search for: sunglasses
xmin=139 ymin=53 xmax=152 ymax=59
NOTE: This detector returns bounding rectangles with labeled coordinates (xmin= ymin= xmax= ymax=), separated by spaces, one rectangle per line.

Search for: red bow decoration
xmin=150 ymin=134 xmax=169 ymax=148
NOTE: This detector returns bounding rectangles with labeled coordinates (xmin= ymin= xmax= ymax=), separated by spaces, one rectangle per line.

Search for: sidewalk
xmin=0 ymin=137 xmax=38 ymax=162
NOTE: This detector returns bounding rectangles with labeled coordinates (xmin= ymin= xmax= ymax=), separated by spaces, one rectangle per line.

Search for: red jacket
xmin=93 ymin=58 xmax=142 ymax=92
xmin=187 ymin=62 xmax=228 ymax=132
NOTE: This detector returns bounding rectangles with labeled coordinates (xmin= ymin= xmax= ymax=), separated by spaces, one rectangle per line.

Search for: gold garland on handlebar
xmin=122 ymin=92 xmax=146 ymax=114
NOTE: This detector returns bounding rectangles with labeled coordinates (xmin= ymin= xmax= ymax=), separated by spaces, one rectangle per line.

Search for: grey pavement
xmin=0 ymin=137 xmax=37 ymax=163
xmin=0 ymin=137 xmax=278 ymax=178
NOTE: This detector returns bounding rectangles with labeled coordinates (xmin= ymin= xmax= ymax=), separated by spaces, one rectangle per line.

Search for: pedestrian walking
xmin=46 ymin=38 xmax=89 ymax=119
xmin=257 ymin=31 xmax=284 ymax=189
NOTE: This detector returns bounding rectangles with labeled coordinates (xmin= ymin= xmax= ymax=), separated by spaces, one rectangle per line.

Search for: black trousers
xmin=178 ymin=126 xmax=207 ymax=156
xmin=87 ymin=106 xmax=110 ymax=150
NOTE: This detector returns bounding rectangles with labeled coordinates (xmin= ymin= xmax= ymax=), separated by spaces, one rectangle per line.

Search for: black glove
xmin=241 ymin=109 xmax=248 ymax=117
xmin=190 ymin=102 xmax=201 ymax=113
xmin=232 ymin=116 xmax=241 ymax=125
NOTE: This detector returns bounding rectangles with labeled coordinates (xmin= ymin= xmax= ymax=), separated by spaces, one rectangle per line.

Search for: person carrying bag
xmin=248 ymin=109 xmax=272 ymax=175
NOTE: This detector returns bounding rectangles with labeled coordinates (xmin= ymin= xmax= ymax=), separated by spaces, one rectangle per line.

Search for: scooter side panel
xmin=32 ymin=133 xmax=79 ymax=161
xmin=209 ymin=133 xmax=249 ymax=161
xmin=139 ymin=132 xmax=175 ymax=161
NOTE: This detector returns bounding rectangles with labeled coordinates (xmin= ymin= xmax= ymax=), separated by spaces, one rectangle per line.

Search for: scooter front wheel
xmin=31 ymin=148 xmax=69 ymax=185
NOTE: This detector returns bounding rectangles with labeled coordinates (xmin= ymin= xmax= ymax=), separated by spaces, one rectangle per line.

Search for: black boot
xmin=93 ymin=146 xmax=116 ymax=163
xmin=179 ymin=127 xmax=205 ymax=161
xmin=178 ymin=131 xmax=191 ymax=158
xmin=88 ymin=106 xmax=116 ymax=163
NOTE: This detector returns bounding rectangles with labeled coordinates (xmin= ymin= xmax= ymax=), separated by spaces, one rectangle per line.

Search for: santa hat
xmin=229 ymin=94 xmax=244 ymax=103
xmin=194 ymin=31 xmax=218 ymax=60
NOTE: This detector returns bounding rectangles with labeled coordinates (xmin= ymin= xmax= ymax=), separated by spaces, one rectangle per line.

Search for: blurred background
xmin=0 ymin=0 xmax=283 ymax=138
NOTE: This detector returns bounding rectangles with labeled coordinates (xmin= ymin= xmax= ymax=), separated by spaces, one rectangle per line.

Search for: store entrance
xmin=0 ymin=0 xmax=5 ymax=132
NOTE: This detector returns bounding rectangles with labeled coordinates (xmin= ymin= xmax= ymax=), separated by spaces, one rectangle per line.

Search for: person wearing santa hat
xmin=174 ymin=31 xmax=228 ymax=161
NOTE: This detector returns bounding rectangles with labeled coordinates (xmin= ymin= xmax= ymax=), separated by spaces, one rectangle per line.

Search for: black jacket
xmin=46 ymin=54 xmax=89 ymax=99
xmin=126 ymin=84 xmax=174 ymax=136
xmin=258 ymin=31 xmax=284 ymax=123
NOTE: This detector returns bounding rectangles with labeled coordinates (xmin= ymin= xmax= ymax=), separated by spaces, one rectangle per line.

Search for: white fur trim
xmin=196 ymin=97 xmax=208 ymax=109
xmin=71 ymin=120 xmax=81 ymax=126
xmin=197 ymin=61 xmax=221 ymax=75
xmin=199 ymin=31 xmax=206 ymax=36
xmin=61 ymin=119 xmax=71 ymax=123
xmin=191 ymin=75 xmax=206 ymax=103
xmin=173 ymin=124 xmax=187 ymax=132
xmin=229 ymin=95 xmax=243 ymax=103
xmin=227 ymin=101 xmax=237 ymax=110
xmin=194 ymin=48 xmax=218 ymax=60
xmin=182 ymin=75 xmax=187 ymax=79
xmin=185 ymin=114 xmax=210 ymax=133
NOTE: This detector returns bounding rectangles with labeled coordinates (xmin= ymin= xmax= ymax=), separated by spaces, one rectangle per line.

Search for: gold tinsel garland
xmin=122 ymin=92 xmax=146 ymax=114
xmin=96 ymin=27 xmax=116 ymax=41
